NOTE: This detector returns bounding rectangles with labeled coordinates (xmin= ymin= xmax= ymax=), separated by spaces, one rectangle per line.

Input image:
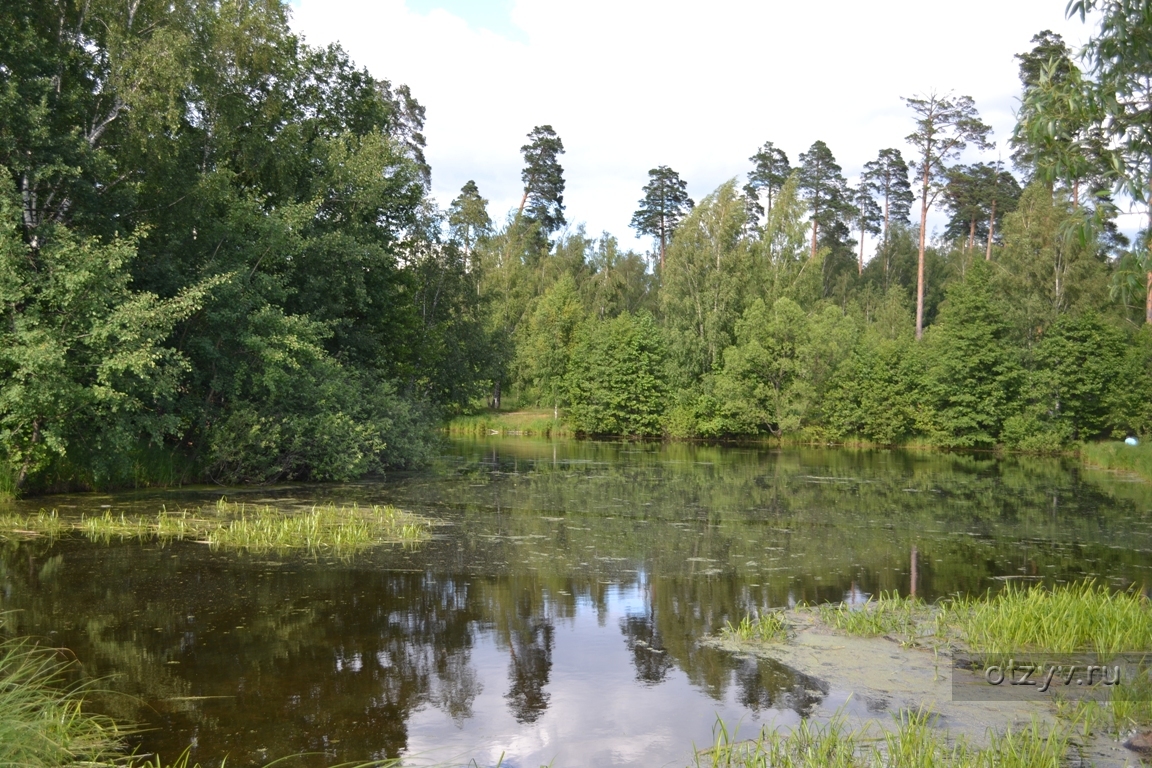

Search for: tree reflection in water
xmin=1 ymin=438 xmax=1149 ymax=765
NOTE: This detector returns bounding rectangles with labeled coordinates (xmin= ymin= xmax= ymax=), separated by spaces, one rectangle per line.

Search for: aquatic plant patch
xmin=817 ymin=592 xmax=935 ymax=644
xmin=721 ymin=612 xmax=789 ymax=642
xmin=0 ymin=499 xmax=430 ymax=556
xmin=691 ymin=708 xmax=1073 ymax=768
xmin=945 ymin=580 xmax=1152 ymax=655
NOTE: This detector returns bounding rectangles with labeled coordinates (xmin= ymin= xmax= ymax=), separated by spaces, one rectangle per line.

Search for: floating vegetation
xmin=720 ymin=612 xmax=789 ymax=643
xmin=205 ymin=499 xmax=427 ymax=554
xmin=692 ymin=709 xmax=1072 ymax=768
xmin=817 ymin=592 xmax=932 ymax=643
xmin=0 ymin=499 xmax=429 ymax=556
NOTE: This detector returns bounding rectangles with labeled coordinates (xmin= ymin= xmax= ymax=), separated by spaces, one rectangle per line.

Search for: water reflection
xmin=0 ymin=438 xmax=1149 ymax=766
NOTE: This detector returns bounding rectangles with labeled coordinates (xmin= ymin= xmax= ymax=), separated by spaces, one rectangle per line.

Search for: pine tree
xmin=745 ymin=141 xmax=792 ymax=225
xmin=630 ymin=166 xmax=694 ymax=269
xmin=861 ymin=149 xmax=914 ymax=244
xmin=904 ymin=92 xmax=993 ymax=338
xmin=518 ymin=125 xmax=566 ymax=236
xmin=1012 ymin=31 xmax=1109 ymax=207
xmin=849 ymin=185 xmax=882 ymax=275
xmin=944 ymin=164 xmax=998 ymax=250
xmin=448 ymin=180 xmax=492 ymax=259
xmin=797 ymin=141 xmax=849 ymax=260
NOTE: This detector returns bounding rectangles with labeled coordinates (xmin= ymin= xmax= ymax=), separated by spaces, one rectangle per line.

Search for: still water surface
xmin=3 ymin=439 xmax=1151 ymax=767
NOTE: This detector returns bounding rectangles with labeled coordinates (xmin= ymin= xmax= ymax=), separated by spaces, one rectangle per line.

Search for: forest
xmin=3 ymin=0 xmax=1152 ymax=495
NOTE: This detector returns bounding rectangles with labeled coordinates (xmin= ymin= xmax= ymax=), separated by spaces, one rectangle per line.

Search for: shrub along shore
xmin=446 ymin=413 xmax=1152 ymax=486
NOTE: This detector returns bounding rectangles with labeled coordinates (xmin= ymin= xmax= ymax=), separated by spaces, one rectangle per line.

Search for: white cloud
xmin=291 ymin=0 xmax=1096 ymax=253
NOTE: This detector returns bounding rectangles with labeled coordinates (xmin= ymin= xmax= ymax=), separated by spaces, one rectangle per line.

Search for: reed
xmin=947 ymin=580 xmax=1152 ymax=655
xmin=206 ymin=500 xmax=427 ymax=555
xmin=0 ymin=499 xmax=430 ymax=556
xmin=817 ymin=592 xmax=930 ymax=643
xmin=0 ymin=632 xmax=127 ymax=767
xmin=720 ymin=612 xmax=789 ymax=643
xmin=1081 ymin=440 xmax=1152 ymax=482
xmin=691 ymin=709 xmax=1071 ymax=768
xmin=0 ymin=509 xmax=68 ymax=540
xmin=446 ymin=409 xmax=571 ymax=437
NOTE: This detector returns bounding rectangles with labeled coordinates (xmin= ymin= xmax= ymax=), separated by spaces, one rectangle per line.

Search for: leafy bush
xmin=565 ymin=312 xmax=667 ymax=436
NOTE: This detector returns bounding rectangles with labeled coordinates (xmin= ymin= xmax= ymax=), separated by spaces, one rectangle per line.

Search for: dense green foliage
xmin=473 ymin=11 xmax=1152 ymax=446
xmin=5 ymin=0 xmax=1152 ymax=495
xmin=0 ymin=0 xmax=493 ymax=492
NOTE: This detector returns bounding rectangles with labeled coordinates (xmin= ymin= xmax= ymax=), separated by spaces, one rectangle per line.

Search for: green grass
xmin=946 ymin=580 xmax=1152 ymax=656
xmin=1081 ymin=440 xmax=1152 ymax=482
xmin=721 ymin=612 xmax=789 ymax=642
xmin=817 ymin=592 xmax=932 ymax=644
xmin=692 ymin=709 xmax=1072 ymax=768
xmin=1056 ymin=668 xmax=1152 ymax=737
xmin=0 ymin=499 xmax=430 ymax=556
xmin=694 ymin=715 xmax=859 ymax=768
xmin=0 ymin=631 xmax=128 ymax=767
xmin=206 ymin=499 xmax=427 ymax=555
xmin=446 ymin=409 xmax=572 ymax=437
xmin=0 ymin=458 xmax=16 ymax=503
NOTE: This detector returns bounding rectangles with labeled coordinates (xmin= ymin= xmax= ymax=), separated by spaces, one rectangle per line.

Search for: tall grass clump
xmin=0 ymin=509 xmax=67 ymax=540
xmin=0 ymin=634 xmax=126 ymax=766
xmin=1081 ymin=440 xmax=1152 ymax=482
xmin=693 ymin=716 xmax=859 ymax=768
xmin=0 ymin=499 xmax=429 ymax=556
xmin=720 ymin=612 xmax=789 ymax=643
xmin=445 ymin=409 xmax=571 ymax=437
xmin=691 ymin=710 xmax=1072 ymax=768
xmin=818 ymin=592 xmax=929 ymax=642
xmin=948 ymin=581 xmax=1152 ymax=655
xmin=207 ymin=500 xmax=427 ymax=555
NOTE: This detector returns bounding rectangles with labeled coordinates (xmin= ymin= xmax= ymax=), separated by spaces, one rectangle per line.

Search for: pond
xmin=2 ymin=438 xmax=1151 ymax=767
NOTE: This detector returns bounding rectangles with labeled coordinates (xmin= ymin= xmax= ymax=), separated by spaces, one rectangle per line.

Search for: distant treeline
xmin=476 ymin=19 xmax=1152 ymax=448
xmin=2 ymin=1 xmax=1151 ymax=495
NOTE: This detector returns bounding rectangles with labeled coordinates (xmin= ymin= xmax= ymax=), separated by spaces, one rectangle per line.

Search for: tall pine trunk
xmin=659 ymin=216 xmax=666 ymax=270
xmin=1146 ymin=270 xmax=1151 ymax=325
xmin=858 ymin=222 xmax=865 ymax=275
xmin=916 ymin=164 xmax=929 ymax=340
xmin=985 ymin=198 xmax=997 ymax=261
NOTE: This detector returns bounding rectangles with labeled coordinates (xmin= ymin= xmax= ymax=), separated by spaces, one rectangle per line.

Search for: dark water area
xmin=2 ymin=439 xmax=1151 ymax=767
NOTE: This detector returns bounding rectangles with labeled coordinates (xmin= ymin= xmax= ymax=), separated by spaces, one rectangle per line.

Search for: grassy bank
xmin=1081 ymin=440 xmax=1152 ymax=482
xmin=446 ymin=408 xmax=572 ymax=437
xmin=0 ymin=499 xmax=429 ymax=556
xmin=794 ymin=581 xmax=1152 ymax=657
xmin=722 ymin=580 xmax=1152 ymax=758
xmin=695 ymin=709 xmax=1072 ymax=768
xmin=0 ymin=632 xmax=128 ymax=767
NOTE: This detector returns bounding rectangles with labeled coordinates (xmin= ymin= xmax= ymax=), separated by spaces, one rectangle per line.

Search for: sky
xmin=289 ymin=0 xmax=1110 ymax=255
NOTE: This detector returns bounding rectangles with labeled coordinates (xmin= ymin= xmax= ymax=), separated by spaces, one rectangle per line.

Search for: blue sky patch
xmin=406 ymin=1 xmax=526 ymax=43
